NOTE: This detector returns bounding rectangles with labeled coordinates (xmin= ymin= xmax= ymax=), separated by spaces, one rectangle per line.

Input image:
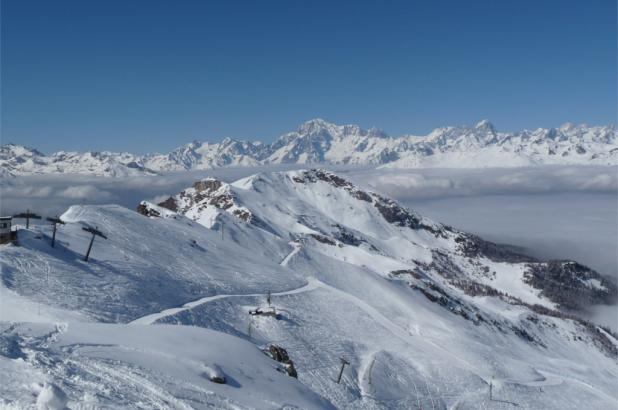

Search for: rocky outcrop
xmin=524 ymin=261 xmax=618 ymax=311
xmin=455 ymin=234 xmax=537 ymax=263
xmin=166 ymin=178 xmax=254 ymax=223
xmin=292 ymin=169 xmax=444 ymax=235
xmin=157 ymin=197 xmax=178 ymax=212
xmin=264 ymin=345 xmax=297 ymax=378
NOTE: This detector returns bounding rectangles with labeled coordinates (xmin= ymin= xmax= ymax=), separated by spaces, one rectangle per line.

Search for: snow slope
xmin=1 ymin=169 xmax=617 ymax=409
xmin=0 ymin=322 xmax=332 ymax=409
xmin=2 ymin=119 xmax=616 ymax=177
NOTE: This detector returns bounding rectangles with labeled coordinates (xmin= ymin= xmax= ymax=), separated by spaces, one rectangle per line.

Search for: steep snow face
xmin=2 ymin=120 xmax=616 ymax=177
xmin=1 ymin=169 xmax=617 ymax=409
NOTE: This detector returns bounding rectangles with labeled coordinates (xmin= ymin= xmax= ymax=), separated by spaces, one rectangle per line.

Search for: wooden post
xmin=336 ymin=357 xmax=349 ymax=384
xmin=82 ymin=226 xmax=107 ymax=262
xmin=84 ymin=233 xmax=95 ymax=261
xmin=267 ymin=290 xmax=271 ymax=307
xmin=46 ymin=216 xmax=65 ymax=247
xmin=489 ymin=378 xmax=493 ymax=400
xmin=13 ymin=210 xmax=41 ymax=229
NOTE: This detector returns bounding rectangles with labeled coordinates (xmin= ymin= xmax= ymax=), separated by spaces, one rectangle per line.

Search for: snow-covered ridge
xmin=2 ymin=169 xmax=617 ymax=408
xmin=146 ymin=168 xmax=617 ymax=313
xmin=2 ymin=119 xmax=616 ymax=176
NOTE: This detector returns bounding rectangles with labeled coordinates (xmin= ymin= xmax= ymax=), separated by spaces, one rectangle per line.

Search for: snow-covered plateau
xmin=1 ymin=119 xmax=616 ymax=177
xmin=1 ymin=169 xmax=617 ymax=409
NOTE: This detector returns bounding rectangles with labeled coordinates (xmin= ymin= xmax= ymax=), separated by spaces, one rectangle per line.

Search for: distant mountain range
xmin=2 ymin=119 xmax=616 ymax=177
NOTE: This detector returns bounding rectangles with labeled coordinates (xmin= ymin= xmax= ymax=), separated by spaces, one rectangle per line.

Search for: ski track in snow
xmin=3 ymin=170 xmax=617 ymax=409
xmin=130 ymin=278 xmax=320 ymax=325
xmin=280 ymin=241 xmax=302 ymax=266
xmin=132 ymin=242 xmax=308 ymax=325
xmin=131 ymin=265 xmax=566 ymax=399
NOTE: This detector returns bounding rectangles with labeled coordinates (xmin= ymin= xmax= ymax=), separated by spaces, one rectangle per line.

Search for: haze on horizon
xmin=2 ymin=0 xmax=616 ymax=154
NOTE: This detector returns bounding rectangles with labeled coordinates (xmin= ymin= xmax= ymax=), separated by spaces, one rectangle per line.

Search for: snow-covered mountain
xmin=2 ymin=119 xmax=616 ymax=176
xmin=2 ymin=169 xmax=616 ymax=408
xmin=0 ymin=143 xmax=156 ymax=177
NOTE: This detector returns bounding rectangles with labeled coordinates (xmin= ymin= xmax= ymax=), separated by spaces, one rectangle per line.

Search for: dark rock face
xmin=193 ymin=179 xmax=223 ymax=193
xmin=390 ymin=269 xmax=422 ymax=280
xmin=136 ymin=203 xmax=161 ymax=218
xmin=292 ymin=169 xmax=372 ymax=203
xmin=310 ymin=234 xmax=337 ymax=246
xmin=352 ymin=190 xmax=372 ymax=202
xmin=158 ymin=197 xmax=178 ymax=212
xmin=265 ymin=345 xmax=298 ymax=378
xmin=209 ymin=375 xmax=226 ymax=384
xmin=232 ymin=209 xmax=252 ymax=222
xmin=372 ymin=194 xmax=443 ymax=235
xmin=332 ymin=224 xmax=364 ymax=246
xmin=455 ymin=234 xmax=537 ymax=263
xmin=292 ymin=169 xmax=445 ymax=235
xmin=524 ymin=261 xmax=618 ymax=311
xmin=170 ymin=178 xmax=254 ymax=223
xmin=292 ymin=169 xmax=348 ymax=188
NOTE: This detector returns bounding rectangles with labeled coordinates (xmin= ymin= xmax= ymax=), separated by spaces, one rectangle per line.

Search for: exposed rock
xmin=455 ymin=234 xmax=537 ymax=263
xmin=202 ymin=364 xmax=226 ymax=384
xmin=332 ymin=224 xmax=364 ymax=246
xmin=309 ymin=234 xmax=337 ymax=246
xmin=265 ymin=344 xmax=298 ymax=378
xmin=157 ymin=197 xmax=178 ymax=212
xmin=136 ymin=203 xmax=160 ymax=218
xmin=524 ymin=260 xmax=618 ymax=311
xmin=292 ymin=169 xmax=373 ymax=204
xmin=390 ymin=269 xmax=422 ymax=280
xmin=352 ymin=190 xmax=372 ymax=202
xmin=193 ymin=179 xmax=223 ymax=193
xmin=169 ymin=178 xmax=254 ymax=224
xmin=232 ymin=209 xmax=252 ymax=222
xmin=372 ymin=193 xmax=443 ymax=235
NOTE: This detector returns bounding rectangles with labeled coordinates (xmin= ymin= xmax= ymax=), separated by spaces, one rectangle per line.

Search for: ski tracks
xmin=130 ymin=278 xmax=320 ymax=325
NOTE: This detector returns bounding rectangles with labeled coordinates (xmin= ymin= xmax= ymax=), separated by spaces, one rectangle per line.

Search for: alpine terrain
xmin=1 ymin=169 xmax=616 ymax=409
xmin=1 ymin=119 xmax=616 ymax=177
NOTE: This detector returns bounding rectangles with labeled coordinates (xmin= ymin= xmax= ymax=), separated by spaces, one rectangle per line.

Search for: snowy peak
xmin=0 ymin=144 xmax=155 ymax=177
xmin=474 ymin=119 xmax=496 ymax=133
xmin=151 ymin=177 xmax=253 ymax=227
xmin=2 ymin=120 xmax=616 ymax=176
xmin=145 ymin=169 xmax=617 ymax=318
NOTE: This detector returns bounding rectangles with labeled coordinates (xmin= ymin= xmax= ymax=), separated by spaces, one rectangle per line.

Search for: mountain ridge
xmin=1 ymin=119 xmax=616 ymax=177
xmin=2 ymin=168 xmax=617 ymax=408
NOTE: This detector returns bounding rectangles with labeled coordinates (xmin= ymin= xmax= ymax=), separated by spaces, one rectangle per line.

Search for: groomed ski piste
xmin=1 ymin=169 xmax=617 ymax=409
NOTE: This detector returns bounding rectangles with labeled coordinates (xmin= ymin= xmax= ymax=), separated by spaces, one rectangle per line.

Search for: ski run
xmin=1 ymin=168 xmax=617 ymax=409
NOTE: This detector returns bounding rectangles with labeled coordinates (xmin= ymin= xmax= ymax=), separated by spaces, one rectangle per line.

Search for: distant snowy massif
xmin=1 ymin=119 xmax=616 ymax=177
xmin=1 ymin=169 xmax=617 ymax=409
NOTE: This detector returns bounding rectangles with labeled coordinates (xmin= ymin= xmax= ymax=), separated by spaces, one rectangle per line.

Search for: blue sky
xmin=2 ymin=0 xmax=616 ymax=154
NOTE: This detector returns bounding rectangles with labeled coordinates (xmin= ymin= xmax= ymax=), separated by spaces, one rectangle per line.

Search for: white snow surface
xmin=2 ymin=119 xmax=616 ymax=177
xmin=1 ymin=169 xmax=617 ymax=409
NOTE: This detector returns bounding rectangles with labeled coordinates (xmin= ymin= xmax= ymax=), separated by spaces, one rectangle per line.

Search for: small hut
xmin=0 ymin=216 xmax=15 ymax=244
